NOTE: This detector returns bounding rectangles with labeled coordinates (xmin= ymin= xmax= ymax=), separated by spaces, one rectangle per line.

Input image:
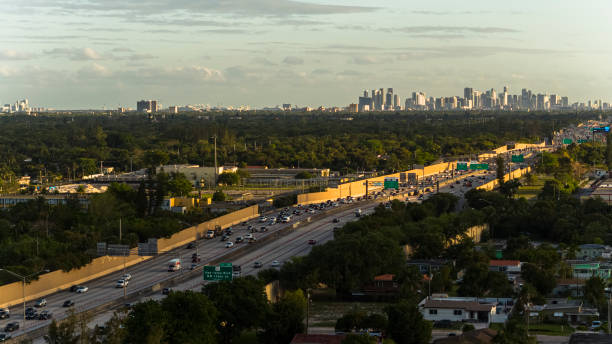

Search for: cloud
xmin=18 ymin=0 xmax=375 ymax=17
xmin=283 ymin=56 xmax=304 ymax=65
xmin=311 ymin=68 xmax=331 ymax=75
xmin=390 ymin=26 xmax=520 ymax=34
xmin=0 ymin=50 xmax=35 ymax=60
xmin=45 ymin=47 xmax=106 ymax=60
xmin=111 ymin=47 xmax=134 ymax=53
xmin=351 ymin=56 xmax=379 ymax=65
xmin=251 ymin=57 xmax=277 ymax=66
xmin=198 ymin=29 xmax=251 ymax=35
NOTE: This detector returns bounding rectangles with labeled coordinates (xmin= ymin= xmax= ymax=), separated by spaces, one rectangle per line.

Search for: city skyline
xmin=1 ymin=0 xmax=612 ymax=108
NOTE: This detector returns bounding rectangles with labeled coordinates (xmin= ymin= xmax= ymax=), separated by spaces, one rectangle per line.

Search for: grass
xmin=526 ymin=323 xmax=575 ymax=336
xmin=515 ymin=174 xmax=554 ymax=200
xmin=309 ymin=299 xmax=389 ymax=328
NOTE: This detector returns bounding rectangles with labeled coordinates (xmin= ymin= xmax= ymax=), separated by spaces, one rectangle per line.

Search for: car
xmin=34 ymin=298 xmax=47 ymax=307
xmin=281 ymin=216 xmax=291 ymax=223
xmin=0 ymin=308 xmax=9 ymax=319
xmin=259 ymin=216 xmax=267 ymax=222
xmin=75 ymin=286 xmax=88 ymax=293
xmin=116 ymin=279 xmax=128 ymax=288
xmin=25 ymin=307 xmax=36 ymax=316
xmin=332 ymin=218 xmax=340 ymax=223
xmin=221 ymin=234 xmax=230 ymax=241
xmin=38 ymin=311 xmax=52 ymax=320
xmin=225 ymin=241 xmax=234 ymax=248
xmin=248 ymin=225 xmax=254 ymax=232
xmin=235 ymin=236 xmax=244 ymax=243
xmin=307 ymin=209 xmax=315 ymax=214
xmin=62 ymin=300 xmax=75 ymax=308
xmin=225 ymin=228 xmax=233 ymax=235
xmin=248 ymin=237 xmax=257 ymax=244
xmin=186 ymin=242 xmax=196 ymax=249
xmin=260 ymin=226 xmax=267 ymax=232
xmin=162 ymin=288 xmax=172 ymax=295
xmin=271 ymin=260 xmax=281 ymax=267
xmin=308 ymin=239 xmax=317 ymax=245
xmin=26 ymin=311 xmax=38 ymax=320
xmin=3 ymin=322 xmax=19 ymax=332
xmin=0 ymin=333 xmax=12 ymax=341
xmin=122 ymin=273 xmax=132 ymax=281
xmin=253 ymin=261 xmax=263 ymax=268
xmin=70 ymin=285 xmax=81 ymax=292
xmin=590 ymin=320 xmax=602 ymax=331
xmin=245 ymin=233 xmax=254 ymax=240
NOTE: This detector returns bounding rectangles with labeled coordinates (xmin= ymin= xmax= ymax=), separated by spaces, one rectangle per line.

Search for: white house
xmin=419 ymin=298 xmax=497 ymax=324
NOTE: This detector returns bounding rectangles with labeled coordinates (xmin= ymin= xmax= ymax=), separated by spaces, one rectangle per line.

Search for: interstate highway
xmin=2 ymin=165 xmax=513 ymax=340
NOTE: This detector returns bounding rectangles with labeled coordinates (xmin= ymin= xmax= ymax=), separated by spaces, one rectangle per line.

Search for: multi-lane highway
xmin=0 ymin=154 xmax=544 ymax=342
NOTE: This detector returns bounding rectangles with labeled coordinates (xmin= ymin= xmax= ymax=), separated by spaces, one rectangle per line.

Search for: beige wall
xmin=297 ymin=161 xmax=456 ymax=205
xmin=0 ymin=205 xmax=259 ymax=309
xmin=477 ymin=166 xmax=532 ymax=191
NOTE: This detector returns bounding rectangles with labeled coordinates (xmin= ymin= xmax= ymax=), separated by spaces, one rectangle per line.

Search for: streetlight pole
xmin=0 ymin=268 xmax=49 ymax=325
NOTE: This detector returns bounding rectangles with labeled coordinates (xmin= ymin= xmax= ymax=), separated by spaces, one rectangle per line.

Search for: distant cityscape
xmin=2 ymin=86 xmax=611 ymax=114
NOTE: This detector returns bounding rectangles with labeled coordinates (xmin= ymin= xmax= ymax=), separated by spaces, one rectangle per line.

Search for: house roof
xmin=489 ymin=260 xmax=521 ymax=267
xmin=423 ymin=300 xmax=496 ymax=312
xmin=374 ymin=274 xmax=395 ymax=281
xmin=291 ymin=334 xmax=346 ymax=344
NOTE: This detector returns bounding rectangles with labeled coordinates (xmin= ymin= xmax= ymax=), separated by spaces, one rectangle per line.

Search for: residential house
xmin=531 ymin=299 xmax=599 ymax=325
xmin=407 ymin=259 xmax=450 ymax=274
xmin=355 ymin=274 xmax=400 ymax=299
xmin=419 ymin=298 xmax=497 ymax=324
xmin=577 ymin=244 xmax=606 ymax=260
xmin=488 ymin=260 xmax=522 ymax=281
xmin=552 ymin=279 xmax=585 ymax=297
xmin=569 ymin=261 xmax=612 ymax=279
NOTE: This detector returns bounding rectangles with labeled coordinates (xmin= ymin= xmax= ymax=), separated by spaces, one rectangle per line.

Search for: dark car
xmin=4 ymin=322 xmax=19 ymax=332
xmin=259 ymin=226 xmax=267 ymax=232
xmin=162 ymin=288 xmax=172 ymax=295
xmin=38 ymin=311 xmax=52 ymax=320
xmin=26 ymin=311 xmax=39 ymax=320
xmin=0 ymin=333 xmax=12 ymax=341
xmin=332 ymin=218 xmax=340 ymax=223
xmin=308 ymin=239 xmax=317 ymax=245
xmin=63 ymin=300 xmax=75 ymax=307
xmin=25 ymin=307 xmax=36 ymax=315
xmin=235 ymin=236 xmax=244 ymax=243
xmin=253 ymin=261 xmax=263 ymax=268
xmin=225 ymin=228 xmax=233 ymax=235
xmin=70 ymin=285 xmax=83 ymax=292
xmin=186 ymin=242 xmax=196 ymax=249
xmin=0 ymin=309 xmax=9 ymax=319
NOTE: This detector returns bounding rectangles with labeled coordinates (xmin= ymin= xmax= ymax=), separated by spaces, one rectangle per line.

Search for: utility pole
xmin=119 ymin=217 xmax=122 ymax=242
xmin=213 ymin=135 xmax=218 ymax=185
xmin=306 ymin=289 xmax=311 ymax=335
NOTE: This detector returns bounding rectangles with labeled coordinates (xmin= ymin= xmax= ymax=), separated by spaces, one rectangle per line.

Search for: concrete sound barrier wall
xmin=0 ymin=205 xmax=259 ymax=309
xmin=476 ymin=166 xmax=532 ymax=191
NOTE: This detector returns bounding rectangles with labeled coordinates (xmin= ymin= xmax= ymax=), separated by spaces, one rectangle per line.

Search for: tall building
xmin=385 ymin=88 xmax=393 ymax=110
xmin=464 ymin=88 xmax=474 ymax=102
xmin=393 ymin=94 xmax=400 ymax=109
xmin=137 ymin=100 xmax=159 ymax=113
xmin=358 ymin=90 xmax=373 ymax=112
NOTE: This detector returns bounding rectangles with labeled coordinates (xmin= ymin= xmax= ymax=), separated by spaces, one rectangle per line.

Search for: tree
xmin=161 ymin=291 xmax=218 ymax=344
xmin=217 ymin=172 xmax=240 ymax=186
xmin=295 ymin=171 xmax=314 ymax=179
xmin=584 ymin=276 xmax=606 ymax=311
xmin=385 ymin=300 xmax=431 ymax=344
xmin=521 ymin=263 xmax=556 ymax=296
xmin=168 ymin=173 xmax=193 ymax=197
xmin=499 ymin=179 xmax=521 ymax=198
xmin=124 ymin=300 xmax=167 ymax=344
xmin=203 ymin=276 xmax=269 ymax=343
xmin=259 ymin=289 xmax=307 ymax=344
xmin=212 ymin=190 xmax=227 ymax=202
xmin=496 ymin=155 xmax=505 ymax=187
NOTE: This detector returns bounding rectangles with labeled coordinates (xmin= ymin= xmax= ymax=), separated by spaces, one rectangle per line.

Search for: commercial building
xmin=156 ymin=164 xmax=235 ymax=187
xmin=137 ymin=100 xmax=159 ymax=113
xmin=569 ymin=261 xmax=612 ymax=279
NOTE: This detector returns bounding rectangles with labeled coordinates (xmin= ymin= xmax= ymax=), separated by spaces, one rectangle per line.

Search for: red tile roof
xmin=489 ymin=260 xmax=521 ymax=267
xmin=291 ymin=334 xmax=346 ymax=344
xmin=374 ymin=274 xmax=395 ymax=281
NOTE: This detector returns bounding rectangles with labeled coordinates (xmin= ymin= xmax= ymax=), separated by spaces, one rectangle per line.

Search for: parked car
xmin=62 ymin=300 xmax=75 ymax=308
xmin=34 ymin=298 xmax=47 ymax=307
xmin=75 ymin=286 xmax=89 ymax=293
xmin=4 ymin=322 xmax=19 ymax=332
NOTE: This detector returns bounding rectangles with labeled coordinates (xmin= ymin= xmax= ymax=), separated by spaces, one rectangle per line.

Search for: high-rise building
xmin=464 ymin=88 xmax=474 ymax=102
xmin=393 ymin=94 xmax=400 ymax=109
xmin=385 ymin=88 xmax=394 ymax=110
xmin=137 ymin=100 xmax=159 ymax=113
xmin=358 ymin=90 xmax=373 ymax=112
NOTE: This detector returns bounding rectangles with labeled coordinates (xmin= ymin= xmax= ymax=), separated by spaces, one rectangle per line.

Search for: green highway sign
xmin=204 ymin=263 xmax=233 ymax=281
xmin=457 ymin=163 xmax=468 ymax=171
xmin=511 ymin=155 xmax=524 ymax=163
xmin=470 ymin=163 xmax=489 ymax=170
xmin=384 ymin=177 xmax=399 ymax=190
xmin=562 ymin=138 xmax=573 ymax=145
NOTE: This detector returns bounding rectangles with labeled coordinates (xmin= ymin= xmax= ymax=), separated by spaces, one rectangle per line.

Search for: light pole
xmin=0 ymin=268 xmax=49 ymax=324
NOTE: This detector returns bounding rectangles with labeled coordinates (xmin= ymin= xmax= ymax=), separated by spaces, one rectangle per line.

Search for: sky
xmin=1 ymin=0 xmax=611 ymax=109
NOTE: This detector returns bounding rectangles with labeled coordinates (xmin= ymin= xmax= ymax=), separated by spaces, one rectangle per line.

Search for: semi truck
xmin=168 ymin=258 xmax=181 ymax=271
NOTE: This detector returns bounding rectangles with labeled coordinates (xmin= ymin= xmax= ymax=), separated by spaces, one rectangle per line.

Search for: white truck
xmin=168 ymin=258 xmax=181 ymax=272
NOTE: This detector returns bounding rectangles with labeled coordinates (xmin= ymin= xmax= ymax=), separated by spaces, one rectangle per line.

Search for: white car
xmin=116 ymin=280 xmax=128 ymax=288
xmin=281 ymin=216 xmax=291 ymax=223
xmin=259 ymin=216 xmax=267 ymax=223
xmin=225 ymin=241 xmax=234 ymax=248
xmin=245 ymin=233 xmax=254 ymax=240
xmin=307 ymin=209 xmax=315 ymax=214
xmin=122 ymin=274 xmax=132 ymax=281
xmin=271 ymin=260 xmax=281 ymax=267
xmin=75 ymin=286 xmax=88 ymax=293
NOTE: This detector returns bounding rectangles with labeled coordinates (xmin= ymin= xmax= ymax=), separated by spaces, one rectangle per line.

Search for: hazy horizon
xmin=1 ymin=0 xmax=611 ymax=109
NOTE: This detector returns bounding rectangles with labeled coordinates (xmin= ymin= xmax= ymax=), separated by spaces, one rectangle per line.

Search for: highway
xmin=0 ymin=152 xmax=544 ymax=341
